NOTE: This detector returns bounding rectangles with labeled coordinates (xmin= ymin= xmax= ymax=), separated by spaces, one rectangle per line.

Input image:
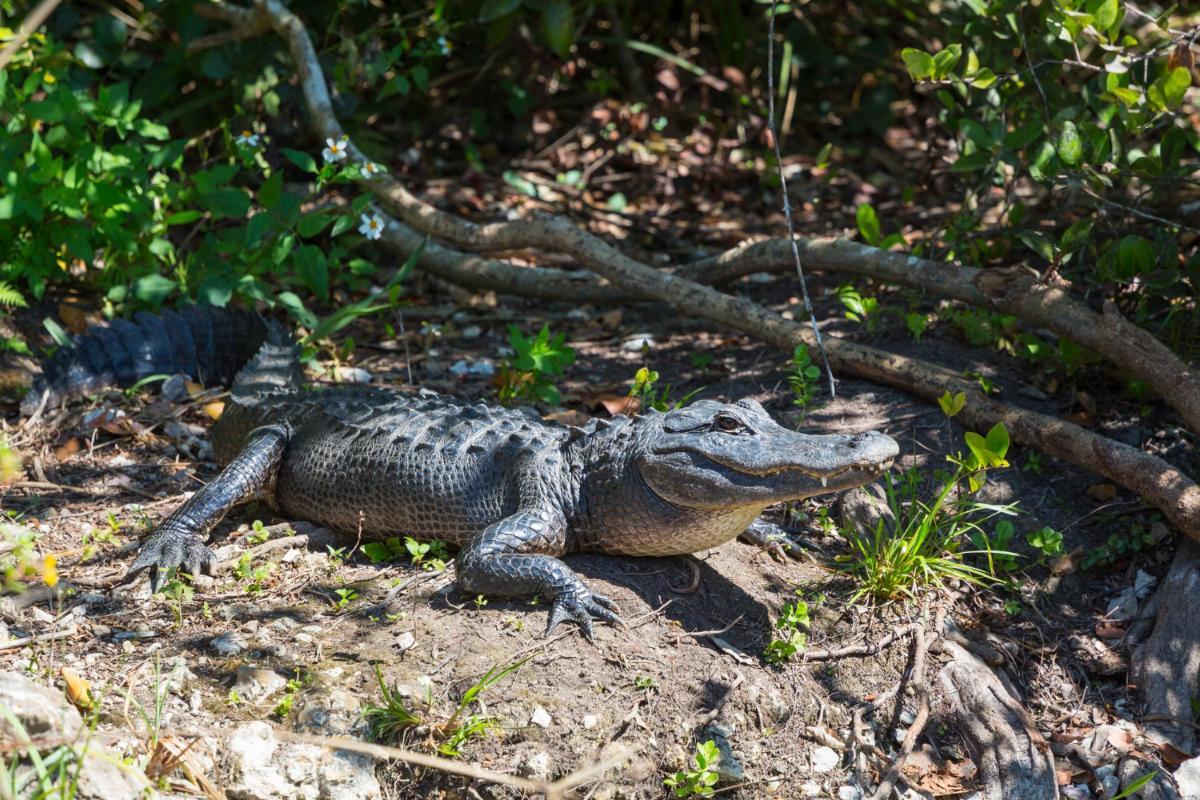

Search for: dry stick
xmin=212 ymin=0 xmax=1200 ymax=537
xmin=0 ymin=624 xmax=78 ymax=651
xmin=803 ymin=622 xmax=921 ymax=662
xmin=867 ymin=617 xmax=932 ymax=800
xmin=765 ymin=8 xmax=834 ymax=397
xmin=0 ymin=0 xmax=65 ymax=70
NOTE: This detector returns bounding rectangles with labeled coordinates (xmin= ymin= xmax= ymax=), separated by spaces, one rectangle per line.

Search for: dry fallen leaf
xmin=54 ymin=438 xmax=82 ymax=462
xmin=203 ymin=400 xmax=225 ymax=420
xmin=61 ymin=667 xmax=94 ymax=711
xmin=56 ymin=304 xmax=90 ymax=335
xmin=1087 ymin=483 xmax=1118 ymax=502
xmin=542 ymin=409 xmax=590 ymax=427
xmin=82 ymin=407 xmax=148 ymax=436
xmin=587 ymin=393 xmax=638 ymax=417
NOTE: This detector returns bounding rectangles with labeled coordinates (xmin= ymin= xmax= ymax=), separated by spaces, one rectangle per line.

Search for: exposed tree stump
xmin=936 ymin=641 xmax=1056 ymax=800
xmin=1132 ymin=539 xmax=1200 ymax=756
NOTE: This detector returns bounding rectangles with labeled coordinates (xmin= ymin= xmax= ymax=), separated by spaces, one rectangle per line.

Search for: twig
xmin=0 ymin=623 xmax=78 ymax=651
xmin=0 ymin=0 xmax=65 ymax=71
xmin=867 ymin=610 xmax=932 ymax=800
xmin=766 ymin=9 xmax=835 ymax=398
xmin=695 ymin=673 xmax=745 ymax=727
xmin=212 ymin=534 xmax=310 ymax=574
xmin=803 ymin=623 xmax=921 ymax=661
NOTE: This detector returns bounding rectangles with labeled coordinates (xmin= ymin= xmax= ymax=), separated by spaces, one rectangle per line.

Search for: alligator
xmin=27 ymin=306 xmax=899 ymax=637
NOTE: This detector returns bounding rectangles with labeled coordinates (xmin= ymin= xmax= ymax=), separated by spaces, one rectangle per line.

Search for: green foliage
xmin=333 ymin=587 xmax=358 ymax=610
xmin=362 ymin=666 xmax=423 ymax=743
xmin=838 ymin=425 xmax=1018 ymax=603
xmin=854 ymin=204 xmax=905 ymax=249
xmin=628 ymin=366 xmax=702 ymax=412
xmin=401 ymin=536 xmax=449 ymax=571
xmin=1026 ymin=526 xmax=1064 ymax=560
xmin=786 ymin=345 xmax=821 ymax=411
xmin=0 ymin=523 xmax=40 ymax=595
xmin=272 ymin=675 xmax=306 ymax=719
xmin=498 ymin=324 xmax=575 ymax=406
xmin=664 ymin=740 xmax=721 ymax=797
xmin=764 ymin=594 xmax=810 ymax=664
xmin=1081 ymin=523 xmax=1157 ymax=570
xmin=938 ymin=391 xmax=966 ymax=418
xmin=897 ymin=2 xmax=1196 ymax=354
xmin=836 ymin=284 xmax=881 ymax=330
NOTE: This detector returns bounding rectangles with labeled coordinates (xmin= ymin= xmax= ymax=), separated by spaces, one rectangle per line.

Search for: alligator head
xmin=634 ymin=398 xmax=898 ymax=509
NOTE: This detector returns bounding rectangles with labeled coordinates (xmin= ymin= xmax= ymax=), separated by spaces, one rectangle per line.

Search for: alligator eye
xmin=714 ymin=414 xmax=742 ymax=432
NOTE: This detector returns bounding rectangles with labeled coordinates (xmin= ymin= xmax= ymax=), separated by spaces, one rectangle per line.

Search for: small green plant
xmin=1081 ymin=524 xmax=1157 ymax=570
xmin=246 ymin=520 xmax=271 ymax=545
xmin=272 ymin=676 xmax=305 ymax=719
xmin=836 ymin=284 xmax=881 ymax=330
xmin=438 ymin=715 xmax=495 ymax=758
xmin=688 ymin=353 xmax=715 ymax=370
xmin=937 ymin=390 xmax=966 ymax=418
xmin=157 ymin=578 xmax=194 ymax=627
xmin=326 ymin=545 xmax=349 ymax=567
xmin=786 ymin=345 xmax=821 ymax=411
xmin=664 ymin=740 xmax=721 ymax=797
xmin=1026 ymin=527 xmax=1064 ymax=560
xmin=628 ymin=366 xmax=702 ymax=412
xmin=361 ymin=666 xmax=424 ymax=743
xmin=473 ymin=594 xmax=488 ymax=609
xmin=905 ymin=312 xmax=929 ymax=341
xmin=855 ymin=203 xmax=905 ymax=250
xmin=435 ymin=658 xmax=529 ymax=757
xmin=634 ymin=675 xmax=656 ymax=691
xmin=498 ymin=324 xmax=575 ymax=406
xmin=403 ymin=537 xmax=449 ymax=571
xmin=764 ymin=595 xmax=810 ymax=664
xmin=361 ymin=537 xmax=407 ymax=564
xmin=971 ymin=519 xmax=1020 ymax=574
xmin=839 ymin=423 xmax=1018 ymax=602
xmin=333 ymin=587 xmax=359 ymax=610
xmin=233 ymin=553 xmax=275 ymax=595
xmin=226 ymin=688 xmax=243 ymax=707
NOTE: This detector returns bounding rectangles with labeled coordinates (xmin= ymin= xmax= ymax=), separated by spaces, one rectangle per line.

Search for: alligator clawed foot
xmin=125 ymin=530 xmax=217 ymax=593
xmin=545 ymin=587 xmax=623 ymax=640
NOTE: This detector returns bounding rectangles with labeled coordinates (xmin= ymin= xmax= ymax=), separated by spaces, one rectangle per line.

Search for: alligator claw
xmin=126 ymin=531 xmax=217 ymax=593
xmin=545 ymin=587 xmax=623 ymax=640
xmin=739 ymin=520 xmax=812 ymax=563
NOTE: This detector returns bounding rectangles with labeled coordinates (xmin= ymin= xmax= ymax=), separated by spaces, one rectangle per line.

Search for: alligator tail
xmin=24 ymin=306 xmax=278 ymax=414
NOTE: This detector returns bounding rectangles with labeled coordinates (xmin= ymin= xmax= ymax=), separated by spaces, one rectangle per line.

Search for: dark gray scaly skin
xmin=33 ymin=307 xmax=899 ymax=638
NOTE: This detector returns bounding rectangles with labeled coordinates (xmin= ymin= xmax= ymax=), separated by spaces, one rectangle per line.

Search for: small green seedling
xmin=764 ymin=596 xmax=810 ymax=664
xmin=787 ymin=345 xmax=821 ymax=410
xmin=664 ymin=740 xmax=721 ymax=797
xmin=498 ymin=324 xmax=575 ymax=406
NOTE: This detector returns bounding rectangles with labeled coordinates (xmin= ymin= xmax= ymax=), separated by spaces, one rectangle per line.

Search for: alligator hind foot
xmin=456 ymin=506 xmax=624 ymax=640
xmin=124 ymin=424 xmax=289 ymax=593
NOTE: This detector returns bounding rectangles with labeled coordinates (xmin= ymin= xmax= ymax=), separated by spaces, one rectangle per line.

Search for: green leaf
xmin=1088 ymin=0 xmax=1119 ymax=32
xmin=277 ymin=291 xmax=318 ymax=329
xmin=1057 ymin=122 xmax=1083 ymax=167
xmin=951 ymin=151 xmax=992 ymax=172
xmin=541 ymin=0 xmax=574 ymax=58
xmin=1105 ymin=86 xmax=1142 ymax=107
xmin=502 ymin=170 xmax=539 ymax=198
xmin=297 ymin=213 xmax=332 ymax=238
xmin=855 ymin=204 xmax=882 ymax=246
xmin=931 ymin=44 xmax=962 ymax=79
xmin=165 ymin=210 xmax=202 ymax=226
xmin=331 ymin=214 xmax=356 ymax=237
xmin=201 ymin=188 xmax=251 ymax=219
xmin=1148 ymin=67 xmax=1191 ymax=112
xmin=282 ymin=148 xmax=318 ymax=174
xmin=258 ymin=170 xmax=283 ymax=210
xmin=984 ymin=422 xmax=1010 ymax=459
xmin=294 ymin=245 xmax=328 ymax=302
xmin=1060 ymin=219 xmax=1093 ymax=252
xmin=900 ymin=48 xmax=935 ymax=80
xmin=1017 ymin=230 xmax=1057 ymax=262
xmin=478 ymin=0 xmax=521 ymax=22
xmin=132 ymin=274 xmax=176 ymax=306
xmin=970 ymin=68 xmax=997 ymax=89
xmin=938 ymin=390 xmax=966 ymax=418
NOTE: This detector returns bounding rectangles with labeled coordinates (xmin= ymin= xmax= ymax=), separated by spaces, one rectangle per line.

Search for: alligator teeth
xmin=821 ymin=476 xmax=828 ymax=487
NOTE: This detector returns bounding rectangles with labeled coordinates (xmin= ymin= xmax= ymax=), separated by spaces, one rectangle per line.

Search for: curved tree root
xmin=202 ymin=0 xmax=1200 ymax=538
xmin=936 ymin=640 xmax=1057 ymax=800
xmin=1131 ymin=539 xmax=1200 ymax=757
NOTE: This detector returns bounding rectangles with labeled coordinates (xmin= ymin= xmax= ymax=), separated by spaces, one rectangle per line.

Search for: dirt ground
xmin=3 ymin=272 xmax=1193 ymax=798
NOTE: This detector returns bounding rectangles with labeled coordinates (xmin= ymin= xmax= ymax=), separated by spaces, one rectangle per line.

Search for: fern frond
xmin=0 ymin=281 xmax=27 ymax=308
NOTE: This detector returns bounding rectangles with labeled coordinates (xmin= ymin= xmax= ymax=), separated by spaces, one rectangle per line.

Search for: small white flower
xmin=322 ymin=136 xmax=349 ymax=163
xmin=361 ymin=161 xmax=385 ymax=177
xmin=437 ymin=36 xmax=451 ymax=57
xmin=235 ymin=129 xmax=260 ymax=147
xmin=359 ymin=212 xmax=384 ymax=240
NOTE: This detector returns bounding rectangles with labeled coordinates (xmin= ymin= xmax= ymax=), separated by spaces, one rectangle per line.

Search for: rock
xmin=839 ymin=483 xmax=896 ymax=538
xmin=621 ymin=333 xmax=657 ymax=352
xmin=1094 ymin=764 xmax=1119 ymax=796
xmin=224 ymin=720 xmax=381 ymax=800
xmin=1134 ymin=569 xmax=1157 ymax=599
xmin=233 ymin=666 xmax=288 ymax=703
xmin=335 ymin=367 xmax=373 ymax=384
xmin=0 ymin=671 xmax=84 ymax=741
xmin=513 ymin=743 xmax=553 ymax=780
xmin=449 ymin=359 xmax=495 ymax=378
xmin=394 ymin=631 xmax=415 ymax=653
xmin=1060 ymin=784 xmax=1092 ymax=799
xmin=161 ymin=374 xmax=191 ymax=403
xmin=810 ymin=745 xmax=840 ymax=774
xmin=837 ymin=785 xmax=864 ymax=800
xmin=530 ymin=706 xmax=552 ymax=728
xmin=1105 ymin=587 xmax=1139 ymax=622
xmin=800 ymin=781 xmax=822 ymax=796
xmin=0 ymin=672 xmax=151 ymax=799
xmin=211 ymin=631 xmax=248 ymax=656
xmin=581 ymin=714 xmax=600 ymax=730
xmin=701 ymin=722 xmax=745 ymax=785
xmin=297 ymin=689 xmax=363 ymax=736
xmin=1176 ymin=755 xmax=1200 ymax=800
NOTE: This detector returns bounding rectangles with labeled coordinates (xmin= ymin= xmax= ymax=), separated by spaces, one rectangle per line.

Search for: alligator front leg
xmin=738 ymin=517 xmax=814 ymax=561
xmin=456 ymin=507 xmax=622 ymax=639
xmin=126 ymin=425 xmax=289 ymax=592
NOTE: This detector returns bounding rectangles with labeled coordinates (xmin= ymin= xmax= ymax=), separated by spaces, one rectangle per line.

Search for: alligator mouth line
xmin=703 ymin=454 xmax=896 ymax=484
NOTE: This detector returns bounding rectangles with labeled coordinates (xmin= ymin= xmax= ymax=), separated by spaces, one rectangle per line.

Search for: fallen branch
xmin=936 ymin=640 xmax=1056 ymax=799
xmin=1131 ymin=538 xmax=1200 ymax=755
xmin=0 ymin=623 xmax=78 ymax=651
xmin=206 ymin=0 xmax=1200 ymax=538
xmin=867 ymin=619 xmax=931 ymax=800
